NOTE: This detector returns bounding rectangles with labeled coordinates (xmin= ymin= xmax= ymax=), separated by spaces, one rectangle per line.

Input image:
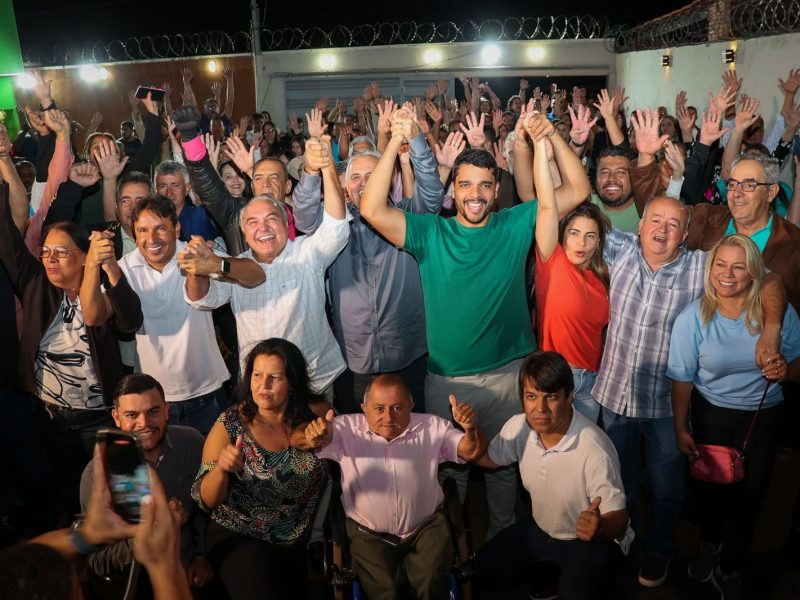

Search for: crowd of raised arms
xmin=0 ymin=63 xmax=800 ymax=600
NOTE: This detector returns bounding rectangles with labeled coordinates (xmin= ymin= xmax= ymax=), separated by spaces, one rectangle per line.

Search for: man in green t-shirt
xmin=590 ymin=146 xmax=640 ymax=233
xmin=359 ymin=109 xmax=591 ymax=538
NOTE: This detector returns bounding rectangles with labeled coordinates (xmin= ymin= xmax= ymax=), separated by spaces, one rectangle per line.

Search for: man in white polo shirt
xmin=118 ymin=195 xmax=265 ymax=433
xmin=475 ymin=351 xmax=633 ymax=600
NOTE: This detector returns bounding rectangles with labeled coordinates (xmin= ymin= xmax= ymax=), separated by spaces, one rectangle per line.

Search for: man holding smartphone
xmin=79 ymin=374 xmax=213 ymax=590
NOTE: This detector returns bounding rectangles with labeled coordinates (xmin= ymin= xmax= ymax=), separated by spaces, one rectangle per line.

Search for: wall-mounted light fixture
xmin=723 ymin=48 xmax=736 ymax=64
xmin=661 ymin=53 xmax=672 ymax=68
xmin=423 ymin=48 xmax=443 ymax=65
xmin=208 ymin=59 xmax=218 ymax=73
xmin=319 ymin=54 xmax=336 ymax=70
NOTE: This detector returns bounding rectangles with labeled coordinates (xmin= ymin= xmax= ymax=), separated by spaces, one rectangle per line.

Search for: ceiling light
xmin=423 ymin=48 xmax=443 ymax=64
xmin=482 ymin=44 xmax=501 ymax=65
xmin=528 ymin=46 xmax=545 ymax=62
xmin=319 ymin=54 xmax=336 ymax=70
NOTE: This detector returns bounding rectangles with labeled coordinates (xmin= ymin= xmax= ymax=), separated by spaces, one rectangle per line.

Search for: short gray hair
xmin=238 ymin=194 xmax=289 ymax=231
xmin=345 ymin=150 xmax=382 ymax=183
xmin=154 ymin=160 xmax=190 ymax=186
xmin=731 ymin=152 xmax=780 ymax=185
xmin=348 ymin=136 xmax=377 ymax=158
xmin=641 ymin=195 xmax=691 ymax=231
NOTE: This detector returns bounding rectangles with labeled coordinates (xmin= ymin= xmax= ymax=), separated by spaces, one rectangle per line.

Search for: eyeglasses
xmin=38 ymin=246 xmax=76 ymax=259
xmin=725 ymin=179 xmax=773 ymax=193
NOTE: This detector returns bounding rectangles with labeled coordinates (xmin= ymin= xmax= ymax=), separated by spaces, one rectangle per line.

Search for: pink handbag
xmin=689 ymin=382 xmax=770 ymax=485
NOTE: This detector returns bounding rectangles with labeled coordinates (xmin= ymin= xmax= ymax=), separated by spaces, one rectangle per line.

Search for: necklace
xmin=253 ymin=416 xmax=290 ymax=441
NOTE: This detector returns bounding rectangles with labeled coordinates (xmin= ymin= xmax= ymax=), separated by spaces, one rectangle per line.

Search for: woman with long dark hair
xmin=192 ymin=338 xmax=328 ymax=599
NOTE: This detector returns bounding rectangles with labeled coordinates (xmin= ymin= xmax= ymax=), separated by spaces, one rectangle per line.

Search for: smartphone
xmin=134 ymin=85 xmax=166 ymax=103
xmin=97 ymin=429 xmax=150 ymax=523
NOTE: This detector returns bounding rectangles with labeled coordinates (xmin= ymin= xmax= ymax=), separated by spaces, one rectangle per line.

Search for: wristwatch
xmin=220 ymin=258 xmax=231 ymax=275
xmin=69 ymin=518 xmax=102 ymax=555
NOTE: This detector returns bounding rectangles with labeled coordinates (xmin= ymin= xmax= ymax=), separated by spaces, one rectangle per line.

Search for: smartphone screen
xmin=134 ymin=86 xmax=166 ymax=103
xmin=97 ymin=429 xmax=150 ymax=523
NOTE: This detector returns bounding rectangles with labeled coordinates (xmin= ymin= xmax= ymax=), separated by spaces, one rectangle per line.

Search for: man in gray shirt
xmin=293 ymin=110 xmax=443 ymax=413
xmin=79 ymin=374 xmax=210 ymax=590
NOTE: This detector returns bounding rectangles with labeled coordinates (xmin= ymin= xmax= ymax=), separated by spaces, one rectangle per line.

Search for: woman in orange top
xmin=532 ymin=128 xmax=611 ymax=423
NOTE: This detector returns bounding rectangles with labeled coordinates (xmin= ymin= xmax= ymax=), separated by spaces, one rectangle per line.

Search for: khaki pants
xmin=347 ymin=512 xmax=453 ymax=600
xmin=426 ymin=358 xmax=524 ymax=540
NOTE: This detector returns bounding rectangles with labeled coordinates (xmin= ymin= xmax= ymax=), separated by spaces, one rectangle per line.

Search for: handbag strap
xmin=741 ymin=380 xmax=772 ymax=452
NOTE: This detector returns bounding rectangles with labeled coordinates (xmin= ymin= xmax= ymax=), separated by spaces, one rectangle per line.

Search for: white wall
xmin=615 ymin=32 xmax=800 ymax=129
xmin=254 ymin=39 xmax=616 ymax=130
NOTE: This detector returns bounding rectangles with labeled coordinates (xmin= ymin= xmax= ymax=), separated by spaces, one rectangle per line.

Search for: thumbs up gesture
xmin=449 ymin=394 xmax=477 ymax=432
xmin=576 ymin=496 xmax=602 ymax=541
xmin=217 ymin=435 xmax=245 ymax=474
xmin=305 ymin=409 xmax=335 ymax=448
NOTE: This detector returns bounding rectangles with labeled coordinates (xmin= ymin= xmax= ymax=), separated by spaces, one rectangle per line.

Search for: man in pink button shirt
xmin=305 ymin=373 xmax=487 ymax=600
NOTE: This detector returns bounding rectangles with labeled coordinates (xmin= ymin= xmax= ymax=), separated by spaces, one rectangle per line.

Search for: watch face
xmin=222 ymin=259 xmax=231 ymax=274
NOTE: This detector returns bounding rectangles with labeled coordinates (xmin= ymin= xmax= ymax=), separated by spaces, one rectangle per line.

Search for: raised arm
xmin=0 ymin=124 xmax=29 ymax=231
xmin=525 ymin=112 xmax=592 ymax=218
xmin=222 ymin=67 xmax=235 ymax=118
xmin=80 ymin=231 xmax=121 ymax=325
xmin=359 ymin=110 xmax=409 ymax=248
xmin=721 ymin=96 xmax=760 ymax=181
xmin=531 ymin=116 xmax=559 ymax=261
xmin=181 ymin=68 xmax=198 ymax=109
xmin=450 ymin=395 xmax=488 ymax=462
xmin=594 ymin=89 xmax=625 ymax=147
xmin=93 ymin=138 xmax=130 ymax=222
xmin=178 ymin=236 xmax=265 ymax=301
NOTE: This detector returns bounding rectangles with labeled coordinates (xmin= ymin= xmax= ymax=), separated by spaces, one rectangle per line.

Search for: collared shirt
xmin=185 ymin=211 xmax=349 ymax=392
xmin=119 ymin=242 xmax=229 ymax=401
xmin=592 ymin=228 xmax=706 ymax=418
xmin=292 ymin=134 xmax=441 ymax=374
xmin=590 ymin=194 xmax=640 ymax=234
xmin=489 ymin=411 xmax=633 ymax=552
xmin=120 ymin=227 xmax=137 ymax=257
xmin=725 ymin=214 xmax=773 ymax=252
xmin=317 ymin=413 xmax=464 ymax=538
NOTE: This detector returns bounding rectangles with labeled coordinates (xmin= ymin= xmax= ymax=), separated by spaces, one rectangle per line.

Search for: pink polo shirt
xmin=318 ymin=413 xmax=465 ymax=538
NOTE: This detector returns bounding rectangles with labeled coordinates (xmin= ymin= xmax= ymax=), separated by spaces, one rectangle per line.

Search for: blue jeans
xmin=168 ymin=388 xmax=225 ymax=435
xmin=601 ymin=407 xmax=684 ymax=559
xmin=570 ymin=368 xmax=600 ymax=424
xmin=476 ymin=515 xmax=623 ymax=600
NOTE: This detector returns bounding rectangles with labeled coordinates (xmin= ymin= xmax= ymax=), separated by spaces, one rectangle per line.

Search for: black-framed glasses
xmin=38 ymin=246 xmax=75 ymax=259
xmin=725 ymin=179 xmax=773 ymax=193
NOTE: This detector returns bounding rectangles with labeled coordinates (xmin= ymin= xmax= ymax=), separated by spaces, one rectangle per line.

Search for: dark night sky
xmin=12 ymin=0 xmax=691 ymax=51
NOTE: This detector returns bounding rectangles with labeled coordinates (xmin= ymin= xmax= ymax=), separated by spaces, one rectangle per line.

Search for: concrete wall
xmin=615 ymin=32 xmax=800 ymax=129
xmin=254 ymin=39 xmax=616 ymax=130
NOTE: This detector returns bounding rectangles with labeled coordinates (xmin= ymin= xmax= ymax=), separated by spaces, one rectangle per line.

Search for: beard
xmin=596 ymin=188 xmax=633 ymax=208
xmin=457 ymin=199 xmax=491 ymax=224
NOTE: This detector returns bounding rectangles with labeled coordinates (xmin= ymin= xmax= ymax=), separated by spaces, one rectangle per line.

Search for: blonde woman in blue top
xmin=667 ymin=234 xmax=800 ymax=597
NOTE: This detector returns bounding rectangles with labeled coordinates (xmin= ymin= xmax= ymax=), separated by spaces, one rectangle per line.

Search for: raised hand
xmin=353 ymin=97 xmax=365 ymax=115
xmin=391 ymin=106 xmax=420 ymax=141
xmin=784 ymin=103 xmax=800 ymax=135
xmin=568 ymin=104 xmax=599 ymax=146
xmin=459 ymin=111 xmax=486 ymax=149
xmin=305 ymin=409 xmax=335 ymax=448
xmin=0 ymin=125 xmax=10 ymax=158
xmin=424 ymin=101 xmax=443 ymax=126
xmin=217 ymin=435 xmax=245 ymax=473
xmin=698 ymin=104 xmax=729 ymax=146
xmin=30 ymin=70 xmax=53 ymax=106
xmin=593 ymin=89 xmax=616 ymax=122
xmin=711 ymin=83 xmax=738 ymax=114
xmin=161 ymin=81 xmax=172 ymax=98
xmin=139 ymin=92 xmax=158 ymax=116
xmin=492 ymin=109 xmax=503 ymax=132
xmin=734 ymin=95 xmax=761 ymax=131
xmin=181 ymin=67 xmax=193 ymax=84
xmin=571 ymin=86 xmax=586 ymax=109
xmin=93 ymin=137 xmax=129 ymax=179
xmin=576 ymin=497 xmax=602 ymax=541
xmin=663 ymin=141 xmax=686 ymax=180
xmin=540 ymin=93 xmax=551 ymax=114
xmin=523 ymin=112 xmax=556 ymax=143
xmin=424 ymin=84 xmax=436 ymax=101
xmin=434 ymin=131 xmax=467 ymax=168
xmin=377 ymin=98 xmax=397 ymax=135
xmin=86 ymin=230 xmax=119 ymax=277
xmin=449 ymin=394 xmax=478 ymax=432
xmin=89 ymin=111 xmax=104 ymax=131
xmin=493 ymin=141 xmax=508 ymax=171
xmin=631 ymin=107 xmax=669 ymax=156
xmin=304 ymin=136 xmax=333 ymax=173
xmin=171 ymin=105 xmax=202 ymax=142
xmin=202 ymin=133 xmax=221 ymax=170
xmin=675 ymin=92 xmax=697 ymax=136
xmin=43 ymin=108 xmax=71 ymax=141
xmin=305 ymin=108 xmax=326 ymax=138
xmin=315 ymin=96 xmax=330 ymax=112
xmin=127 ymin=89 xmax=138 ymax=112
xmin=225 ymin=134 xmax=256 ymax=176
xmin=611 ymin=86 xmax=628 ymax=111
xmin=779 ymin=68 xmax=800 ymax=96
xmin=437 ymin=79 xmax=448 ymax=95
xmin=222 ymin=66 xmax=234 ymax=81
xmin=722 ymin=68 xmax=743 ymax=96
xmin=69 ymin=161 xmax=101 ymax=188
xmin=520 ymin=79 xmax=529 ymax=92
